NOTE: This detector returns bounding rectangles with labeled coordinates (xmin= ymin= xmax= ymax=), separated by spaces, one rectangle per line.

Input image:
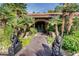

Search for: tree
xmin=55 ymin=3 xmax=79 ymax=36
xmin=54 ymin=5 xmax=63 ymax=12
xmin=49 ymin=16 xmax=62 ymax=36
xmin=0 ymin=3 xmax=34 ymax=38
xmin=54 ymin=5 xmax=65 ymax=36
xmin=48 ymin=10 xmax=54 ymax=13
xmin=62 ymin=3 xmax=79 ymax=34
xmin=61 ymin=4 xmax=67 ymax=36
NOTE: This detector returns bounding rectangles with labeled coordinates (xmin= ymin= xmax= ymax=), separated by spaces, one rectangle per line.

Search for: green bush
xmin=19 ymin=32 xmax=36 ymax=47
xmin=4 ymin=25 xmax=13 ymax=40
xmin=30 ymin=27 xmax=37 ymax=34
xmin=20 ymin=36 xmax=33 ymax=47
xmin=47 ymin=36 xmax=54 ymax=45
xmin=0 ymin=28 xmax=11 ymax=53
xmin=63 ymin=31 xmax=79 ymax=53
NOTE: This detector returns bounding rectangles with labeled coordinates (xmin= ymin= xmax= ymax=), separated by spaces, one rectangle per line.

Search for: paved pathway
xmin=16 ymin=32 xmax=52 ymax=56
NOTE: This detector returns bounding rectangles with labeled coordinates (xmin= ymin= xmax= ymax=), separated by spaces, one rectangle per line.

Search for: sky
xmin=27 ymin=3 xmax=60 ymax=13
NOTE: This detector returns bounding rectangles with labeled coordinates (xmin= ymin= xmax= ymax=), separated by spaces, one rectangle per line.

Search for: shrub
xmin=47 ymin=35 xmax=54 ymax=45
xmin=63 ymin=31 xmax=79 ymax=53
xmin=30 ymin=27 xmax=37 ymax=34
xmin=0 ymin=28 xmax=11 ymax=54
xmin=19 ymin=32 xmax=36 ymax=47
xmin=20 ymin=36 xmax=33 ymax=47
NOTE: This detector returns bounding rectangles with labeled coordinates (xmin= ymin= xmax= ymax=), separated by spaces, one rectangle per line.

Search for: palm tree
xmin=0 ymin=3 xmax=31 ymax=37
xmin=62 ymin=3 xmax=79 ymax=34
xmin=54 ymin=4 xmax=65 ymax=36
xmin=61 ymin=3 xmax=67 ymax=36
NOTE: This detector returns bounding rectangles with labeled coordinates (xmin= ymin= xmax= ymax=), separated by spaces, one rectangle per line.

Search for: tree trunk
xmin=61 ymin=15 xmax=65 ymax=36
xmin=55 ymin=23 xmax=59 ymax=36
xmin=66 ymin=13 xmax=74 ymax=34
xmin=23 ymin=24 xmax=28 ymax=37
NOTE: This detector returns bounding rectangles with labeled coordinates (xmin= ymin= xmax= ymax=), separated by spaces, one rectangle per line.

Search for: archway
xmin=35 ymin=21 xmax=48 ymax=33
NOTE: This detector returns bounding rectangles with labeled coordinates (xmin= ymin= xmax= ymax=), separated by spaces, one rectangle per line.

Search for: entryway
xmin=35 ymin=21 xmax=47 ymax=33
